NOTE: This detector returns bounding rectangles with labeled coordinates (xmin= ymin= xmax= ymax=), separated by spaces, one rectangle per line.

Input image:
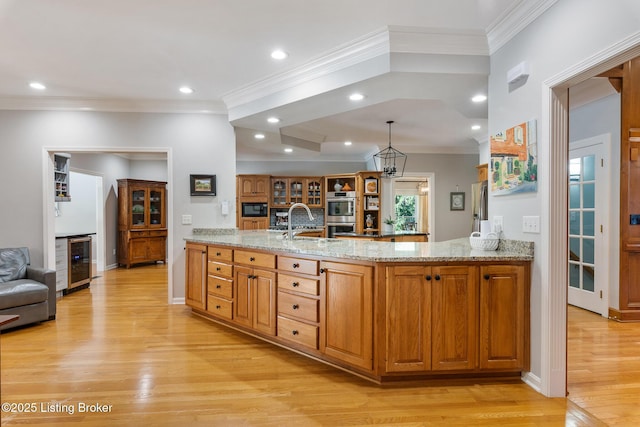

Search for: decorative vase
xmin=366 ymin=214 xmax=374 ymax=229
xmin=334 ymin=181 xmax=343 ymax=192
xmin=383 ymin=223 xmax=394 ymax=233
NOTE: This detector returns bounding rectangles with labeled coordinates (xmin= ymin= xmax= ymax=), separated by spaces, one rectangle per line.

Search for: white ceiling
xmin=0 ymin=0 xmax=558 ymax=162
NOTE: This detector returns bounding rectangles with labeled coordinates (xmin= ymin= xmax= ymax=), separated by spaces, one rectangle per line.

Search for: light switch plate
xmin=523 ymin=215 xmax=540 ymax=233
xmin=182 ymin=214 xmax=192 ymax=225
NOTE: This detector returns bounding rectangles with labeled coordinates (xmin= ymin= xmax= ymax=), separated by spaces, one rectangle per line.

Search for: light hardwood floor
xmin=0 ymin=264 xmax=633 ymax=426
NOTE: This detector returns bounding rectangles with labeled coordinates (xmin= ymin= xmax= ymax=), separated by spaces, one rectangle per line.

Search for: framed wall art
xmin=450 ymin=192 xmax=465 ymax=211
xmin=190 ymin=174 xmax=216 ymax=196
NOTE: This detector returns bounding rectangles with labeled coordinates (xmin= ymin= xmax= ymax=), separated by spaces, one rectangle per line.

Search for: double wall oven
xmin=326 ymin=191 xmax=356 ymax=237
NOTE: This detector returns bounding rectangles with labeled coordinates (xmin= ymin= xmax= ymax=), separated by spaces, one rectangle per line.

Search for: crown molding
xmin=486 ymin=0 xmax=559 ymax=55
xmin=222 ymin=27 xmax=391 ymax=111
xmin=0 ymin=96 xmax=227 ymax=114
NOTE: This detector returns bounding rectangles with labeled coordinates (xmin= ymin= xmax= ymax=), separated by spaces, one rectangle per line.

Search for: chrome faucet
xmin=287 ymin=203 xmax=315 ymax=240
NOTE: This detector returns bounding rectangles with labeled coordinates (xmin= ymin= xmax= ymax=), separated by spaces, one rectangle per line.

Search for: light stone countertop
xmin=185 ymin=229 xmax=534 ymax=262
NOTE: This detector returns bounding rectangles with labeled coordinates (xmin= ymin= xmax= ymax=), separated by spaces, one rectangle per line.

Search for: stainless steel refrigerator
xmin=471 ymin=180 xmax=488 ymax=232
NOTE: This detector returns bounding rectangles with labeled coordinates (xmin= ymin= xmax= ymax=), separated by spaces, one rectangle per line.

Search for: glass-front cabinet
xmin=271 ymin=177 xmax=323 ymax=207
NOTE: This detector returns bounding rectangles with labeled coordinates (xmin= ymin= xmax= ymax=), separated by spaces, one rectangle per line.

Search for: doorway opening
xmin=389 ymin=174 xmax=433 ymax=239
xmin=42 ymin=148 xmax=173 ymax=303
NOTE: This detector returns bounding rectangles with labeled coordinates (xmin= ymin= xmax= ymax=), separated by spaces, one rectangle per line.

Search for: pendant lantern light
xmin=373 ymin=120 xmax=406 ymax=178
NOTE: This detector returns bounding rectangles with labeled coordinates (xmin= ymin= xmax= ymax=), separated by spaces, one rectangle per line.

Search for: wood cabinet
xmin=207 ymin=246 xmax=234 ymax=320
xmin=234 ymin=250 xmax=277 ymax=336
xmin=237 ymin=175 xmax=270 ymax=198
xmin=239 ymin=218 xmax=269 ymax=230
xmin=277 ymin=256 xmax=321 ymax=351
xmin=479 ymin=264 xmax=528 ymax=370
xmin=431 ymin=265 xmax=478 ymax=371
xmin=117 ymin=179 xmax=167 ymax=268
xmin=271 ymin=177 xmax=323 ymax=207
xmin=185 ymin=242 xmax=207 ymax=310
xmin=385 ymin=265 xmax=431 ymax=372
xmin=356 ymin=171 xmax=382 ymax=234
xmin=321 ymin=261 xmax=374 ymax=371
xmin=476 ymin=163 xmax=488 ymax=182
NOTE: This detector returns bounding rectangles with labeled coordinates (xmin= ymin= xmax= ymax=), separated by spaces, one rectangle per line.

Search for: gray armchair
xmin=0 ymin=247 xmax=56 ymax=331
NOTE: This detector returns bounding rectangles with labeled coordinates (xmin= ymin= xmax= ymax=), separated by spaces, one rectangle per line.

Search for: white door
xmin=568 ymin=135 xmax=609 ymax=316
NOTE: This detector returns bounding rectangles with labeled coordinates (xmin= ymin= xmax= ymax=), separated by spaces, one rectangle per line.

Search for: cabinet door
xmin=129 ymin=186 xmax=147 ymax=228
xmin=272 ymin=178 xmax=288 ymax=206
xmin=479 ymin=265 xmax=527 ymax=370
xmin=289 ymin=178 xmax=304 ymax=205
xmin=130 ymin=238 xmax=149 ymax=263
xmin=385 ymin=266 xmax=431 ymax=372
xmin=431 ymin=265 xmax=478 ymax=371
xmin=253 ymin=176 xmax=269 ymax=197
xmin=185 ymin=243 xmax=207 ymax=310
xmin=234 ymin=266 xmax=253 ymax=328
xmin=240 ymin=218 xmax=268 ymax=230
xmin=306 ymin=178 xmax=323 ymax=207
xmin=253 ymin=269 xmax=276 ymax=336
xmin=147 ymin=236 xmax=166 ymax=262
xmin=148 ymin=186 xmax=165 ymax=228
xmin=321 ymin=261 xmax=373 ymax=371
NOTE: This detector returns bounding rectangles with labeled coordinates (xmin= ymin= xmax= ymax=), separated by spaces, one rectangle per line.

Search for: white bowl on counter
xmin=469 ymin=231 xmax=499 ymax=251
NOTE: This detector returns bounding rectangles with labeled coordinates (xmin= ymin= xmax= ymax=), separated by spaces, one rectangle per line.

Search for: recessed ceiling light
xmin=254 ymin=133 xmax=265 ymax=140
xmin=284 ymin=148 xmax=293 ymax=153
xmin=271 ymin=50 xmax=288 ymax=60
xmin=349 ymin=93 xmax=364 ymax=101
xmin=472 ymin=94 xmax=487 ymax=103
xmin=471 ymin=124 xmax=481 ymax=130
xmin=267 ymin=117 xmax=280 ymax=124
xmin=179 ymin=86 xmax=194 ymax=94
xmin=29 ymin=82 xmax=46 ymax=90
xmin=344 ymin=141 xmax=352 ymax=146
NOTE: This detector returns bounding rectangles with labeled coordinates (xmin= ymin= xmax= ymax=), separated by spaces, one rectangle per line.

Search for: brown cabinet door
xmin=147 ymin=237 xmax=166 ymax=262
xmin=253 ymin=176 xmax=269 ymax=197
xmin=185 ymin=243 xmax=207 ymax=310
xmin=239 ymin=218 xmax=269 ymax=230
xmin=130 ymin=238 xmax=149 ymax=263
xmin=479 ymin=265 xmax=527 ymax=370
xmin=321 ymin=261 xmax=373 ymax=371
xmin=385 ymin=265 xmax=432 ymax=372
xmin=431 ymin=265 xmax=478 ymax=371
xmin=253 ymin=269 xmax=276 ymax=336
xmin=234 ymin=266 xmax=253 ymax=328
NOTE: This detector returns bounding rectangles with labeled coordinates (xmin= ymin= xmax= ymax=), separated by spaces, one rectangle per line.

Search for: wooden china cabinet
xmin=117 ymin=179 xmax=167 ymax=268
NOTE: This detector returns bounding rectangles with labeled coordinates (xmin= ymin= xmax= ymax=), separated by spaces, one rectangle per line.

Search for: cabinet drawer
xmin=129 ymin=230 xmax=149 ymax=238
xmin=208 ymin=261 xmax=233 ymax=278
xmin=208 ymin=276 xmax=233 ymax=299
xmin=278 ymin=273 xmax=319 ymax=296
xmin=208 ymin=247 xmax=233 ymax=262
xmin=277 ymin=316 xmax=319 ymax=350
xmin=149 ymin=229 xmax=167 ymax=237
xmin=235 ymin=250 xmax=275 ymax=269
xmin=277 ymin=256 xmax=318 ymax=276
xmin=207 ymin=295 xmax=233 ymax=320
xmin=278 ymin=291 xmax=319 ymax=322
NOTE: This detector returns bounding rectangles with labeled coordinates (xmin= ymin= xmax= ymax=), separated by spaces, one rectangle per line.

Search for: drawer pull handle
xmin=435 ymin=275 xmax=441 ymax=281
xmin=250 ymin=257 xmax=256 ymax=261
xmin=216 ymin=252 xmax=221 ymax=256
xmin=216 ymin=305 xmax=221 ymax=309
xmin=425 ymin=275 xmax=432 ymax=281
xmin=293 ymin=263 xmax=300 ymax=268
xmin=216 ymin=267 xmax=221 ymax=271
xmin=292 ymin=282 xmax=300 ymax=287
xmin=292 ymin=304 xmax=299 ymax=310
xmin=292 ymin=330 xmax=299 ymax=335
xmin=320 ymin=268 xmax=326 ymax=274
xmin=484 ymin=274 xmax=491 ymax=280
xmin=216 ymin=285 xmax=221 ymax=289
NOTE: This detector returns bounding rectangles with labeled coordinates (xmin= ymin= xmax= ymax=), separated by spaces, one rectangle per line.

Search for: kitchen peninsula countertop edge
xmin=184 ymin=229 xmax=533 ymax=262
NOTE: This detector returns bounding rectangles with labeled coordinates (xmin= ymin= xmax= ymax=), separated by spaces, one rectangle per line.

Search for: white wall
xmin=488 ymin=0 xmax=640 ymax=395
xmin=0 ymin=110 xmax=236 ymax=301
xmin=55 ymin=171 xmax=98 ymax=235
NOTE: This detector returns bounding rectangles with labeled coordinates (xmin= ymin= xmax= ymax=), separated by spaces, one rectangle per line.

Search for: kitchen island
xmin=184 ymin=229 xmax=533 ymax=383
xmin=334 ymin=230 xmax=428 ymax=242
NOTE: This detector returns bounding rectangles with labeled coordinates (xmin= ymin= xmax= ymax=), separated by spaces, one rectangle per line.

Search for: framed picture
xmin=450 ymin=192 xmax=465 ymax=211
xmin=364 ymin=178 xmax=378 ymax=194
xmin=190 ymin=174 xmax=216 ymax=196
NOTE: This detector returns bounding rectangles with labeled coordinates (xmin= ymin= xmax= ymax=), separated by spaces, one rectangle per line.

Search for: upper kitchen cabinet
xmin=476 ymin=164 xmax=488 ymax=182
xmin=237 ymin=175 xmax=270 ymax=199
xmin=54 ymin=153 xmax=71 ymax=202
xmin=271 ymin=177 xmax=323 ymax=207
xmin=117 ymin=179 xmax=167 ymax=268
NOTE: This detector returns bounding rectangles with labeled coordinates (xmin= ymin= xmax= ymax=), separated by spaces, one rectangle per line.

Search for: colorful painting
xmin=489 ymin=119 xmax=538 ymax=196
